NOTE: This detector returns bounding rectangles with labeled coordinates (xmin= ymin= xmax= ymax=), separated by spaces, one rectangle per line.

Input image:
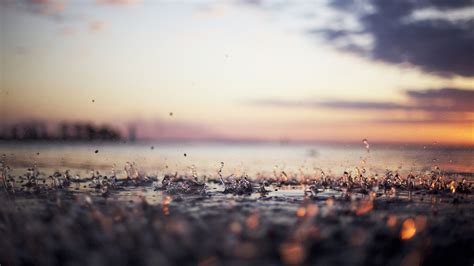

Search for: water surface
xmin=1 ymin=142 xmax=472 ymax=178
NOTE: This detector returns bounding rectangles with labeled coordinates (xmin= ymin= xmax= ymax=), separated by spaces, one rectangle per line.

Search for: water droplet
xmin=362 ymin=138 xmax=370 ymax=153
xmin=218 ymin=162 xmax=225 ymax=178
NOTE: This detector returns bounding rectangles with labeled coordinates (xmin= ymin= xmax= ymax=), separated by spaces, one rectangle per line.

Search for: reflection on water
xmin=1 ymin=142 xmax=473 ymax=177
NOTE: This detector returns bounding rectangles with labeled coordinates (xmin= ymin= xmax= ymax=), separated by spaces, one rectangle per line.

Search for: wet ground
xmin=0 ymin=166 xmax=473 ymax=266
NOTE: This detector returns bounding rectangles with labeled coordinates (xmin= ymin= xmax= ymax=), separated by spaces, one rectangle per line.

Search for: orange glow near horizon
xmin=218 ymin=121 xmax=474 ymax=145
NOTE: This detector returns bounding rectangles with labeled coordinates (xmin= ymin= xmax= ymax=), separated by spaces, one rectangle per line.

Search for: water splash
xmin=124 ymin=162 xmax=139 ymax=180
xmin=218 ymin=161 xmax=225 ymax=186
xmin=1 ymin=157 xmax=12 ymax=193
xmin=1 ymin=156 xmax=471 ymax=197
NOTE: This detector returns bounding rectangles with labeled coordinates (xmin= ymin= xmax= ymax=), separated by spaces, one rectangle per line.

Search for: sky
xmin=1 ymin=0 xmax=473 ymax=144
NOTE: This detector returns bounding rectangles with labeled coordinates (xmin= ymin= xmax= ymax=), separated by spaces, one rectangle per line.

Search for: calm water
xmin=1 ymin=142 xmax=473 ymax=178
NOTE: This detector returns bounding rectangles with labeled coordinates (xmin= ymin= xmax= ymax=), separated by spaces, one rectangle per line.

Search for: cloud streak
xmin=253 ymin=88 xmax=474 ymax=124
xmin=370 ymin=118 xmax=473 ymax=125
xmin=406 ymin=88 xmax=474 ymax=112
xmin=255 ymin=88 xmax=474 ymax=112
xmin=321 ymin=88 xmax=474 ymax=113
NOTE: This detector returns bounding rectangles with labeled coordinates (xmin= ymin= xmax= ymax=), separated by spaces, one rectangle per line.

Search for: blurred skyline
xmin=1 ymin=0 xmax=473 ymax=145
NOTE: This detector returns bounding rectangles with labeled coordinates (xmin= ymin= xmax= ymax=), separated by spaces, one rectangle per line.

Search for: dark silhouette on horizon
xmin=0 ymin=121 xmax=123 ymax=141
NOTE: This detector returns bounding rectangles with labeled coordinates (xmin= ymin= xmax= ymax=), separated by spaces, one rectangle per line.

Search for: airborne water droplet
xmin=362 ymin=139 xmax=370 ymax=153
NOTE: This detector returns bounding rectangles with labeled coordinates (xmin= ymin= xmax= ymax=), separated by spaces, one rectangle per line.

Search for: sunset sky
xmin=1 ymin=0 xmax=473 ymax=144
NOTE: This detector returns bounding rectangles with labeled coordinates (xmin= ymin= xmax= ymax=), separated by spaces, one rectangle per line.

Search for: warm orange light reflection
xmin=280 ymin=242 xmax=305 ymax=265
xmin=400 ymin=218 xmax=417 ymax=240
xmin=387 ymin=215 xmax=397 ymax=227
xmin=356 ymin=200 xmax=373 ymax=215
xmin=306 ymin=204 xmax=319 ymax=217
xmin=296 ymin=207 xmax=306 ymax=217
xmin=245 ymin=213 xmax=259 ymax=230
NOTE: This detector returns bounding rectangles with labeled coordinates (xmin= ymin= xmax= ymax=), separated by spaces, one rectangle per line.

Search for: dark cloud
xmin=320 ymin=0 xmax=474 ymax=77
xmin=255 ymin=99 xmax=413 ymax=111
xmin=255 ymin=88 xmax=474 ymax=112
xmin=407 ymin=88 xmax=474 ymax=112
xmin=243 ymin=0 xmax=474 ymax=77
xmin=256 ymin=99 xmax=410 ymax=110
xmin=318 ymin=101 xmax=409 ymax=110
xmin=330 ymin=0 xmax=473 ymax=13
xmin=328 ymin=88 xmax=474 ymax=113
xmin=371 ymin=118 xmax=474 ymax=125
xmin=408 ymin=87 xmax=474 ymax=99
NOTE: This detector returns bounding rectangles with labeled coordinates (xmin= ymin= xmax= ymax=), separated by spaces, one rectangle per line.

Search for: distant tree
xmin=85 ymin=123 xmax=96 ymax=140
xmin=59 ymin=123 xmax=69 ymax=140
xmin=11 ymin=125 xmax=19 ymax=140
xmin=1 ymin=121 xmax=123 ymax=142
xmin=73 ymin=123 xmax=84 ymax=140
